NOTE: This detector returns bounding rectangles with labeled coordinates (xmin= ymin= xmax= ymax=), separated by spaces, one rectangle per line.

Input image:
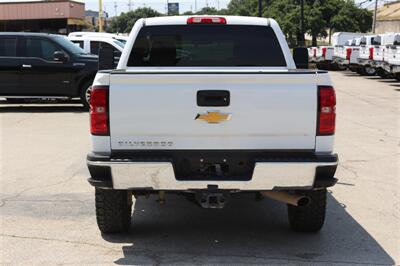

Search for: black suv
xmin=0 ymin=33 xmax=98 ymax=107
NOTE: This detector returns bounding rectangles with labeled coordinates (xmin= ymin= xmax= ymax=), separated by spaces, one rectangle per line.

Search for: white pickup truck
xmin=87 ymin=16 xmax=338 ymax=234
xmin=357 ymin=35 xmax=378 ymax=75
xmin=382 ymin=33 xmax=400 ymax=80
xmin=334 ymin=38 xmax=361 ymax=69
xmin=370 ymin=33 xmax=397 ymax=78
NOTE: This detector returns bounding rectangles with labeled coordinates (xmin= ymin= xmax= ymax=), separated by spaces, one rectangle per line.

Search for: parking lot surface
xmin=0 ymin=71 xmax=399 ymax=265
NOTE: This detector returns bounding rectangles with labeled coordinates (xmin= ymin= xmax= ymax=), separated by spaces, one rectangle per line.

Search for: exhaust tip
xmin=297 ymin=196 xmax=311 ymax=207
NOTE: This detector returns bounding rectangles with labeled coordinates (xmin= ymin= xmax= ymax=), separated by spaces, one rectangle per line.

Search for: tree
xmin=227 ymin=0 xmax=258 ymax=16
xmin=354 ymin=7 xmax=373 ymax=33
xmin=226 ymin=0 xmax=372 ymax=47
xmin=306 ymin=0 xmax=327 ymax=46
xmin=195 ymin=7 xmax=220 ymax=15
xmin=108 ymin=7 xmax=161 ymax=33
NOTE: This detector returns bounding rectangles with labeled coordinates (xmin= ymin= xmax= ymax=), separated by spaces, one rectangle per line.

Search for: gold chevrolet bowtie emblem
xmin=195 ymin=111 xmax=231 ymax=124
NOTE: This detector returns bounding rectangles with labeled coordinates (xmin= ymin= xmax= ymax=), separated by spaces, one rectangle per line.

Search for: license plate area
xmin=173 ymin=152 xmax=254 ymax=181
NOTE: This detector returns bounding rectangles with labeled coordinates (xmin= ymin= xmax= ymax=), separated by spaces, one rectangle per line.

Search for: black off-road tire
xmin=362 ymin=66 xmax=376 ymax=76
xmin=287 ymin=189 xmax=327 ymax=232
xmin=356 ymin=68 xmax=364 ymax=75
xmin=80 ymin=81 xmax=92 ymax=110
xmin=376 ymin=68 xmax=393 ymax=79
xmin=95 ymin=188 xmax=132 ymax=234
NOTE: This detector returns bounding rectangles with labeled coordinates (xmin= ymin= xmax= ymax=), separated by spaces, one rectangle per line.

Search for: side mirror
xmin=99 ymin=46 xmax=118 ymax=70
xmin=53 ymin=51 xmax=68 ymax=63
xmin=293 ymin=47 xmax=309 ymax=69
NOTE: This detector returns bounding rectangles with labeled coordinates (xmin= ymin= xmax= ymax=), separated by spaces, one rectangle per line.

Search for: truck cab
xmin=0 ymin=32 xmax=98 ymax=107
xmin=68 ymin=35 xmax=124 ymax=56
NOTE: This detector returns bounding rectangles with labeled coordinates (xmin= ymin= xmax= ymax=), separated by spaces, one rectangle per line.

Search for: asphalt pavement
xmin=0 ymin=71 xmax=399 ymax=265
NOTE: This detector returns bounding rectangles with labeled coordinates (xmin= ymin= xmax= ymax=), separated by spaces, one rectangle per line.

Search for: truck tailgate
xmin=109 ymin=73 xmax=318 ymax=150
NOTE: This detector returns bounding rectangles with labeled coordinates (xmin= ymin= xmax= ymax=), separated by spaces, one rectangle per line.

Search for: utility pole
xmin=258 ymin=0 xmax=262 ymax=17
xmin=299 ymin=0 xmax=305 ymax=46
xmin=372 ymin=0 xmax=378 ymax=33
xmin=98 ymin=0 xmax=103 ymax=32
xmin=194 ymin=0 xmax=197 ymax=12
xmin=217 ymin=0 xmax=220 ymax=10
xmin=128 ymin=0 xmax=132 ymax=11
xmin=114 ymin=2 xmax=118 ymax=17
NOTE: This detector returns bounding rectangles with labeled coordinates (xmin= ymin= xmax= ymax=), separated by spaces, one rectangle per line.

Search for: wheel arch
xmin=77 ymin=72 xmax=97 ymax=95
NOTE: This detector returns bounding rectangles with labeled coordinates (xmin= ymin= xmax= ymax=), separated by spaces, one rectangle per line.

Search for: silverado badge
xmin=195 ymin=111 xmax=231 ymax=124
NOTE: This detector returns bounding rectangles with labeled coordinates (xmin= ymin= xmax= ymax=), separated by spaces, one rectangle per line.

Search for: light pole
xmin=98 ymin=0 xmax=103 ymax=32
xmin=258 ymin=0 xmax=262 ymax=17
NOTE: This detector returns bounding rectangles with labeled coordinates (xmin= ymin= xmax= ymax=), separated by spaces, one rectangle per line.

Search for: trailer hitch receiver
xmin=195 ymin=190 xmax=230 ymax=209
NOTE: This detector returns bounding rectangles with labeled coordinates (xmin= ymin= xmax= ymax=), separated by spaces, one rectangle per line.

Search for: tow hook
xmin=195 ymin=190 xmax=230 ymax=209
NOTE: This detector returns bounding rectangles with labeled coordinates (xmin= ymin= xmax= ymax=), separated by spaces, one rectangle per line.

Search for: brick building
xmin=0 ymin=0 xmax=86 ymax=34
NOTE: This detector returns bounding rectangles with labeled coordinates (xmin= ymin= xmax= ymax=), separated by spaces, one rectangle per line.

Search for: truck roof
xmin=142 ymin=15 xmax=275 ymax=27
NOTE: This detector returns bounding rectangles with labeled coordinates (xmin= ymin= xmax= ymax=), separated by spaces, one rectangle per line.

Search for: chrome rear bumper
xmin=87 ymin=153 xmax=338 ymax=191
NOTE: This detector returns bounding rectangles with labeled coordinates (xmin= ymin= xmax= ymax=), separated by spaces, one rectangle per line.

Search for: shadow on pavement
xmin=377 ymin=79 xmax=399 ymax=83
xmin=102 ymin=193 xmax=395 ymax=265
xmin=0 ymin=101 xmax=86 ymax=113
xmin=342 ymin=72 xmax=361 ymax=77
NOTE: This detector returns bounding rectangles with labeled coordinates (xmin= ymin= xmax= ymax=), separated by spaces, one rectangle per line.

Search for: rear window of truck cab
xmin=127 ymin=25 xmax=286 ymax=67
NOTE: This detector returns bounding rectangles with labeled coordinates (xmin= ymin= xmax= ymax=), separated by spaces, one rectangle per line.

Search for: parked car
xmin=383 ymin=33 xmax=400 ymax=80
xmin=87 ymin=16 xmax=338 ymax=234
xmin=0 ymin=32 xmax=98 ymax=107
xmin=68 ymin=32 xmax=128 ymax=44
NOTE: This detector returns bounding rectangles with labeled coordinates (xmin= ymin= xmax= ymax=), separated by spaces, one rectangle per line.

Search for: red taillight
xmin=313 ymin=49 xmax=316 ymax=57
xmin=322 ymin=47 xmax=327 ymax=58
xmin=369 ymin=47 xmax=374 ymax=60
xmin=346 ymin=48 xmax=352 ymax=60
xmin=318 ymin=86 xmax=336 ymax=135
xmin=90 ymin=86 xmax=109 ymax=135
xmin=187 ymin=16 xmax=226 ymax=24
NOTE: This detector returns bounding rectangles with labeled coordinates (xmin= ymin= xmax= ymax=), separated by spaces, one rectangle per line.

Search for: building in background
xmin=375 ymin=1 xmax=400 ymax=33
xmin=0 ymin=0 xmax=85 ymax=34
